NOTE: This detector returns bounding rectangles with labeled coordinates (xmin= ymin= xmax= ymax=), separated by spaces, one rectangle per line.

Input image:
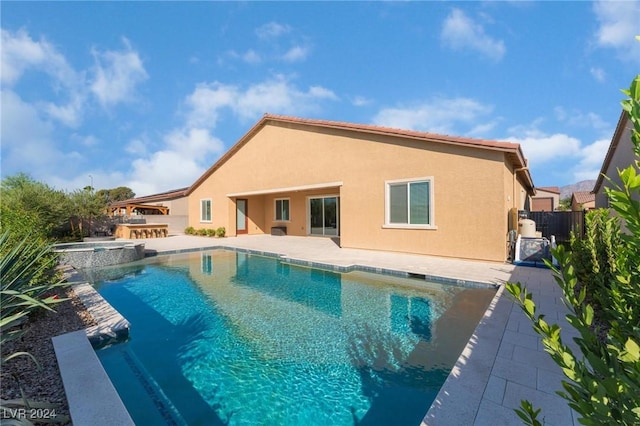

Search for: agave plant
xmin=0 ymin=231 xmax=68 ymax=364
xmin=1 ymin=231 xmax=72 ymax=424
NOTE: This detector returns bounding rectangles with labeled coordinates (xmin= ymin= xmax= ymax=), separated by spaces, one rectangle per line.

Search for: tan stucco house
xmin=531 ymin=186 xmax=560 ymax=211
xmin=570 ymin=191 xmax=595 ymax=211
xmin=185 ymin=114 xmax=535 ymax=262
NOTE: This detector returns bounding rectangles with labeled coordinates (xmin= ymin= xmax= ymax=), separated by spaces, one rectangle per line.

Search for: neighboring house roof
xmin=572 ymin=191 xmax=596 ymax=205
xmin=187 ymin=114 xmax=535 ymax=195
xmin=110 ymin=187 xmax=189 ymax=208
xmin=535 ymin=186 xmax=560 ymax=194
xmin=593 ymin=111 xmax=628 ymax=194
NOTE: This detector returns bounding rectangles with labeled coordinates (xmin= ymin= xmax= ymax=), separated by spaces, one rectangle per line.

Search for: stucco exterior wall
xmin=531 ymin=189 xmax=559 ymax=211
xmin=595 ymin=123 xmax=634 ymax=208
xmin=188 ymin=122 xmax=524 ymax=262
xmin=165 ymin=197 xmax=189 ymax=216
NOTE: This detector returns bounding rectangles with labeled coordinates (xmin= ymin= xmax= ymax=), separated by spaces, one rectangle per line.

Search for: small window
xmin=385 ymin=178 xmax=434 ymax=228
xmin=275 ymin=198 xmax=290 ymax=221
xmin=200 ymin=199 xmax=212 ymax=222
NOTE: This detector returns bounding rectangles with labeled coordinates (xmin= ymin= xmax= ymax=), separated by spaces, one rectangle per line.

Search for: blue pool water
xmin=91 ymin=250 xmax=495 ymax=425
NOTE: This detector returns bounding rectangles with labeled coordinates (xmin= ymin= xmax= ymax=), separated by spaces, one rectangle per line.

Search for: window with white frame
xmin=200 ymin=199 xmax=212 ymax=222
xmin=385 ymin=178 xmax=434 ymax=227
xmin=275 ymin=198 xmax=290 ymax=221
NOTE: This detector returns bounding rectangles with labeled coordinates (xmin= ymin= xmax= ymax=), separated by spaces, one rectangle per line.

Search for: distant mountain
xmin=559 ymin=180 xmax=597 ymax=200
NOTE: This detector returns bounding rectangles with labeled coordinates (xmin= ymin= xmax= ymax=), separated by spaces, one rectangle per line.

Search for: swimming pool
xmin=91 ymin=250 xmax=495 ymax=425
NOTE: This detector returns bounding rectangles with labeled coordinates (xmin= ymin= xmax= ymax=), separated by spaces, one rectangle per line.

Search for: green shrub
xmin=216 ymin=227 xmax=226 ymax=238
xmin=184 ymin=226 xmax=195 ymax=235
xmin=0 ymin=173 xmax=68 ymax=240
xmin=507 ymin=75 xmax=640 ymax=425
xmin=196 ymin=228 xmax=208 ymax=236
xmin=206 ymin=228 xmax=216 ymax=237
xmin=570 ymin=208 xmax=623 ymax=331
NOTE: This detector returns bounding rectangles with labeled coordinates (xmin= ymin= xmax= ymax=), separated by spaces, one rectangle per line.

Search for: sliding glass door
xmin=309 ymin=196 xmax=339 ymax=236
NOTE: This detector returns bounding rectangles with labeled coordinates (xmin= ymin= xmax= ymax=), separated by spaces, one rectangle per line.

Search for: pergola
xmin=108 ymin=187 xmax=188 ymax=217
xmin=109 ymin=203 xmax=169 ymax=216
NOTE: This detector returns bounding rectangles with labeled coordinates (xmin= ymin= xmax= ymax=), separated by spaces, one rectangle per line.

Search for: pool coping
xmin=54 ymin=244 xmax=499 ymax=424
xmin=52 ymin=281 xmax=133 ymax=425
xmin=151 ymin=245 xmax=498 ymax=289
xmin=421 ymin=282 xmax=510 ymax=425
xmin=52 ymin=330 xmax=134 ymax=426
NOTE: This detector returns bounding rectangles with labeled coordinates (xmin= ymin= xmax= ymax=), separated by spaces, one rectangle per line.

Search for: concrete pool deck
xmin=135 ymin=234 xmax=579 ymax=425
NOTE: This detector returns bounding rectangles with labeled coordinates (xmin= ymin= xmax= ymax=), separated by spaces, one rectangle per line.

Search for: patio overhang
xmin=226 ymin=181 xmax=343 ymax=198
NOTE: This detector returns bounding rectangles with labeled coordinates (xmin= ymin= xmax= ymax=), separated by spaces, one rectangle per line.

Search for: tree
xmin=95 ymin=186 xmax=135 ymax=204
xmin=557 ymin=197 xmax=571 ymax=211
xmin=506 ymin=75 xmax=640 ymax=425
xmin=67 ymin=187 xmax=108 ymax=238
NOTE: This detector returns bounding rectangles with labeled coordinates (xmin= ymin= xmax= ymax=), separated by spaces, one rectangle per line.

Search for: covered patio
xmin=226 ymin=182 xmax=342 ymax=238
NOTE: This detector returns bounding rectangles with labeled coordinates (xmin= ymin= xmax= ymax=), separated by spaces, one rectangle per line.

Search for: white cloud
xmin=124 ymin=76 xmax=338 ymax=195
xmin=90 ymin=37 xmax=148 ymax=107
xmin=164 ymin=127 xmax=224 ymax=157
xmin=593 ymin=0 xmax=640 ymax=63
xmin=186 ymin=76 xmax=337 ymax=124
xmin=184 ymin=82 xmax=237 ymax=128
xmin=572 ymin=137 xmax=611 ymax=181
xmin=308 ymin=86 xmax=339 ymax=100
xmin=233 ymin=76 xmax=338 ymax=120
xmin=373 ymin=97 xmax=494 ymax=134
xmin=223 ymin=23 xmax=310 ymax=65
xmin=282 ymin=45 xmax=309 ymax=62
xmin=0 ymin=89 xmax=85 ymax=179
xmin=1 ymin=90 xmax=53 ymax=152
xmin=553 ymin=107 xmax=609 ymax=133
xmin=128 ymin=128 xmax=225 ymax=195
xmin=42 ymin=94 xmax=85 ymax=128
xmin=506 ymin=121 xmax=582 ymax=164
xmin=256 ymin=22 xmax=291 ymax=39
xmin=1 ymin=28 xmax=86 ymax=127
xmin=440 ymin=8 xmax=506 ymax=61
xmin=1 ymin=28 xmax=74 ymax=86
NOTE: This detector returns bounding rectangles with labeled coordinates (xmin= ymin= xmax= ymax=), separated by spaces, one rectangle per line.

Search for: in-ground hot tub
xmin=53 ymin=241 xmax=145 ymax=269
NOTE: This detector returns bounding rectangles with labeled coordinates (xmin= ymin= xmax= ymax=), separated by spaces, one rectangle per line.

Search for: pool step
xmin=72 ymin=282 xmax=130 ymax=348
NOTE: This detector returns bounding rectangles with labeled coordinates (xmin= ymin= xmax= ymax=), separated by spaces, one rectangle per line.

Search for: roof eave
xmin=185 ymin=113 xmax=536 ymax=195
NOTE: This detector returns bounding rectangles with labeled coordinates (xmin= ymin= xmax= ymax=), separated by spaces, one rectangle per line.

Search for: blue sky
xmin=2 ymin=1 xmax=639 ymax=197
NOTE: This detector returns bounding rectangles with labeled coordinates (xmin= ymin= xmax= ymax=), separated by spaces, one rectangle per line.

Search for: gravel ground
xmin=1 ymin=284 xmax=96 ymax=425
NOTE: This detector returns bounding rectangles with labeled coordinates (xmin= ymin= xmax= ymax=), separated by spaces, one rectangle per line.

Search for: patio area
xmin=137 ymin=234 xmax=578 ymax=425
